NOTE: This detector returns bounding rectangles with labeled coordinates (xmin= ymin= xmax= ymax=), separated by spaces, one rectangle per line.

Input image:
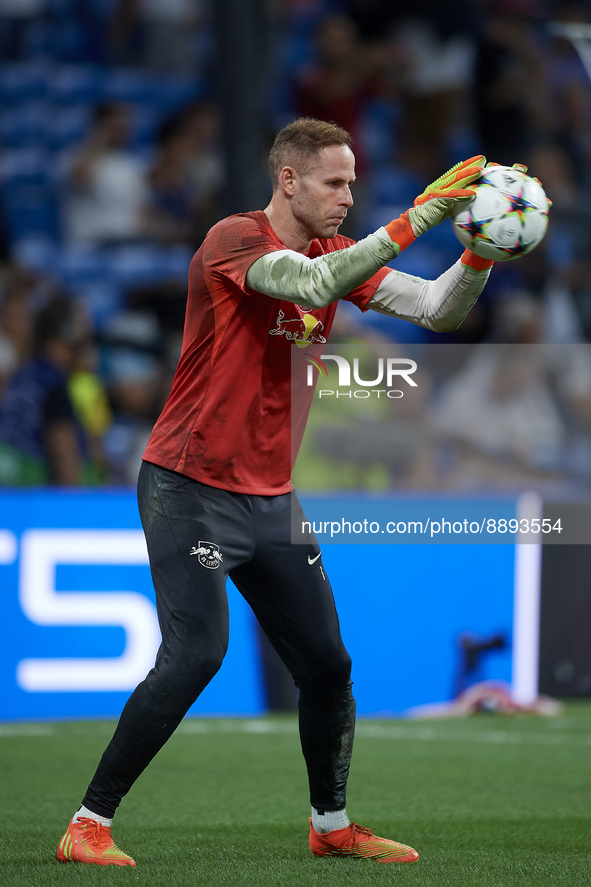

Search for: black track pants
xmin=82 ymin=461 xmax=355 ymax=818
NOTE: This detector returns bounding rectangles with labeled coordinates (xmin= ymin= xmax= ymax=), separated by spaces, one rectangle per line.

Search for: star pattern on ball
xmin=507 ymin=191 xmax=537 ymax=223
xmin=459 ymin=213 xmax=493 ymax=245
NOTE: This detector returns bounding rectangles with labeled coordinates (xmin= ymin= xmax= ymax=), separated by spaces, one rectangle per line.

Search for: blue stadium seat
xmin=361 ymin=99 xmax=402 ymax=170
xmin=11 ymin=234 xmax=59 ymax=273
xmin=56 ymin=245 xmax=128 ymax=326
xmin=155 ymin=74 xmax=204 ymax=112
xmin=369 ymin=165 xmax=421 ymax=210
xmin=0 ymin=101 xmax=50 ymax=148
xmin=107 ymin=244 xmax=164 ymax=285
xmin=445 ymin=124 xmax=481 ymax=168
xmin=0 ymin=147 xmax=51 ymax=184
xmin=0 ymin=62 xmax=48 ymax=105
xmin=48 ymin=64 xmax=103 ymax=104
xmin=58 ymin=245 xmax=113 ymax=284
xmin=101 ymin=68 xmax=160 ymax=104
xmin=388 ymin=243 xmax=450 ymax=280
xmin=129 ymin=104 xmax=163 ymax=149
xmin=47 ymin=104 xmax=92 ymax=150
xmin=420 ymin=217 xmax=463 ymax=252
xmin=68 ymin=278 xmax=125 ymax=329
xmin=107 ymin=244 xmax=193 ymax=287
xmin=157 ymin=244 xmax=193 ymax=279
xmin=0 ymin=182 xmax=59 ymax=239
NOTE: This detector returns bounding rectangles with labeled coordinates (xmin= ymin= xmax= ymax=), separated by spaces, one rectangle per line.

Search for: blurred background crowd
xmin=1 ymin=0 xmax=591 ymax=491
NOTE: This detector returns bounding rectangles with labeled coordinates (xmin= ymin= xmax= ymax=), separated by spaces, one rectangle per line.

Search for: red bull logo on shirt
xmin=269 ymin=309 xmax=327 ymax=348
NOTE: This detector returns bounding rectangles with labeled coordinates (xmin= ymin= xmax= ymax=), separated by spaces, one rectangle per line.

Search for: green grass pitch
xmin=1 ymin=703 xmax=590 ymax=886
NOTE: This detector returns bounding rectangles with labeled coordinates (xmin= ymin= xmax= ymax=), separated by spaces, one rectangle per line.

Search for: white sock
xmin=311 ymin=806 xmax=350 ymax=834
xmin=73 ymin=805 xmax=113 ymax=828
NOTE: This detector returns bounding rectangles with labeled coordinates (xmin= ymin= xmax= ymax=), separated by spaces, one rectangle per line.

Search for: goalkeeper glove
xmin=385 ymin=155 xmax=486 ymax=250
xmin=408 ymin=154 xmax=486 ymax=236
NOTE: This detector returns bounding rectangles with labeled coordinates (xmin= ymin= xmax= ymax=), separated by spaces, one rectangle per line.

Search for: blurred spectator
xmin=0 ymin=266 xmax=35 ymax=364
xmin=0 ymin=0 xmax=46 ymax=60
xmin=60 ymin=103 xmax=150 ymax=245
xmin=68 ymin=338 xmax=113 ymax=483
xmin=0 ymin=328 xmax=18 ymax=398
xmin=344 ymin=2 xmax=478 ymax=179
xmin=346 ymin=0 xmax=474 ymax=42
xmin=474 ymin=0 xmax=550 ymax=165
xmin=145 ymin=102 xmax=224 ymax=247
xmin=0 ymin=206 xmax=10 ymax=265
xmin=128 ymin=280 xmax=187 ymax=366
xmin=546 ymin=2 xmax=591 ymax=186
xmin=108 ymin=0 xmax=141 ymax=65
xmin=292 ymin=14 xmax=375 ymax=176
xmin=0 ymin=297 xmax=89 ymax=486
xmin=392 ymin=14 xmax=476 ymax=178
xmin=527 ymin=141 xmax=591 ymax=336
xmin=100 ymin=310 xmax=165 ymax=484
xmin=109 ymin=0 xmax=202 ymax=73
xmin=291 ymin=13 xmax=394 ymax=235
xmin=138 ymin=0 xmax=202 ymax=74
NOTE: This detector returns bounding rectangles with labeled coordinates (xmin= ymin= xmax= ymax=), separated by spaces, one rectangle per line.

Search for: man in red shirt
xmin=57 ymin=118 xmax=494 ymax=867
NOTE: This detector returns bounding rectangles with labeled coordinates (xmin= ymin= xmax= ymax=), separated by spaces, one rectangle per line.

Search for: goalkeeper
xmin=57 ymin=118 xmax=493 ymax=868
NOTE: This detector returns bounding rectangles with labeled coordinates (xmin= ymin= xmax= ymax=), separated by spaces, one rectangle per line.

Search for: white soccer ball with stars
xmin=452 ymin=164 xmax=550 ymax=261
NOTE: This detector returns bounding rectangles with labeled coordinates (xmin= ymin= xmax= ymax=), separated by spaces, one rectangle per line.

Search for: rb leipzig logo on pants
xmin=190 ymin=541 xmax=224 ymax=569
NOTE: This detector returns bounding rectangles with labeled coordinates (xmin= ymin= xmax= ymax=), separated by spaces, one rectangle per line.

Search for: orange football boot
xmin=309 ymin=819 xmax=419 ymax=863
xmin=57 ymin=817 xmax=136 ymax=866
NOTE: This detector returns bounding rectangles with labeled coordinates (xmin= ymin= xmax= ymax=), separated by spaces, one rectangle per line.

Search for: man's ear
xmin=279 ymin=166 xmax=297 ymax=197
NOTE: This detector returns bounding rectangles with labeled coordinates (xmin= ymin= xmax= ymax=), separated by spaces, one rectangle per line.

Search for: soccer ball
xmin=451 ymin=165 xmax=550 ymax=261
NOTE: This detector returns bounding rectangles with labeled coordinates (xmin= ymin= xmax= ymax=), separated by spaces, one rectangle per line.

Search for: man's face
xmin=289 ymin=145 xmax=356 ymax=240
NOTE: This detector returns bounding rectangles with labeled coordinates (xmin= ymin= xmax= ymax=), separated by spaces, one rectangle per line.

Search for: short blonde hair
xmin=268 ymin=117 xmax=353 ymax=190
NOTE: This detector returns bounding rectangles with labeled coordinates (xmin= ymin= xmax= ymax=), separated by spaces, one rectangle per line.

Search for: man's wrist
xmin=461 ymin=250 xmax=494 ymax=271
xmin=385 ymin=212 xmax=417 ymax=254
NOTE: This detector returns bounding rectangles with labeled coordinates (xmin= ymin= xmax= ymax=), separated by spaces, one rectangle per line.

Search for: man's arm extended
xmin=366 ymin=251 xmax=493 ymax=332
